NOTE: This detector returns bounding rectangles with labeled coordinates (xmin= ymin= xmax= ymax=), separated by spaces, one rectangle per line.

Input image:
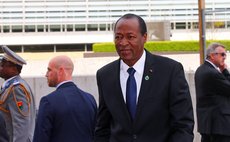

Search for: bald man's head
xmin=52 ymin=55 xmax=74 ymax=74
xmin=46 ymin=55 xmax=74 ymax=87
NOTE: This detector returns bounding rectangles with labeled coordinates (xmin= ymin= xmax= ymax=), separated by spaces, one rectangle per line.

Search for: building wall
xmin=1 ymin=0 xmax=229 ymax=30
xmin=0 ymin=0 xmax=230 ymax=51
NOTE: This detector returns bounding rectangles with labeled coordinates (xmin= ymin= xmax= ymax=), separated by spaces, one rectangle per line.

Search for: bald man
xmin=33 ymin=55 xmax=97 ymax=142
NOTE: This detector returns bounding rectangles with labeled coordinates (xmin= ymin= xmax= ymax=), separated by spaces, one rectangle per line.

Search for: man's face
xmin=114 ymin=18 xmax=147 ymax=66
xmin=0 ymin=59 xmax=15 ymax=80
xmin=211 ymin=46 xmax=226 ymax=67
xmin=46 ymin=61 xmax=58 ymax=87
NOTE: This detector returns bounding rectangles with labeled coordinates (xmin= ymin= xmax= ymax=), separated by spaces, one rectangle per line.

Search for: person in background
xmin=95 ymin=13 xmax=194 ymax=142
xmin=195 ymin=42 xmax=230 ymax=142
xmin=0 ymin=112 xmax=9 ymax=142
xmin=0 ymin=45 xmax=36 ymax=142
xmin=33 ymin=55 xmax=97 ymax=142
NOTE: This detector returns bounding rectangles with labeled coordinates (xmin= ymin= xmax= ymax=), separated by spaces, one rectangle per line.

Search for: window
xmin=12 ymin=25 xmax=22 ymax=32
xmin=50 ymin=25 xmax=61 ymax=32
xmin=67 ymin=25 xmax=73 ymax=32
xmin=25 ymin=25 xmax=35 ymax=32
xmin=37 ymin=25 xmax=44 ymax=32
xmin=75 ymin=24 xmax=85 ymax=31
xmin=227 ymin=21 xmax=230 ymax=28
xmin=87 ymin=24 xmax=98 ymax=31
xmin=175 ymin=22 xmax=186 ymax=29
xmin=171 ymin=23 xmax=174 ymax=30
xmin=192 ymin=22 xmax=198 ymax=29
xmin=3 ymin=26 xmax=10 ymax=33
xmin=24 ymin=45 xmax=54 ymax=52
xmin=99 ymin=24 xmax=106 ymax=31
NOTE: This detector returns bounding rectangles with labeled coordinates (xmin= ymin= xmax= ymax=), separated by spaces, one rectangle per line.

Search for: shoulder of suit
xmin=97 ymin=59 xmax=119 ymax=73
xmin=198 ymin=61 xmax=214 ymax=70
xmin=150 ymin=53 xmax=180 ymax=65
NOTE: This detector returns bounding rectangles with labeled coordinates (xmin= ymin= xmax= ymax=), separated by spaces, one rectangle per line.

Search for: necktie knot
xmin=127 ymin=67 xmax=136 ymax=76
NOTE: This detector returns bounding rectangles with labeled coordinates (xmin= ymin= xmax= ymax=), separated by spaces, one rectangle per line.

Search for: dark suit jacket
xmin=195 ymin=61 xmax=230 ymax=136
xmin=33 ymin=82 xmax=97 ymax=142
xmin=0 ymin=113 xmax=9 ymax=142
xmin=95 ymin=51 xmax=194 ymax=142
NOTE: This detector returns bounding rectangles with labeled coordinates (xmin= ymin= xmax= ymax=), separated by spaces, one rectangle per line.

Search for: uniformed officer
xmin=0 ymin=45 xmax=36 ymax=142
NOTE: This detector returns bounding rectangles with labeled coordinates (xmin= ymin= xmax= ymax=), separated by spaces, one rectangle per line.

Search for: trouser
xmin=201 ymin=133 xmax=230 ymax=142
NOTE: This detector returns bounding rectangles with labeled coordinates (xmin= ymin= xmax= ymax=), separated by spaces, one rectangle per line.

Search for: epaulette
xmin=2 ymin=79 xmax=19 ymax=90
xmin=12 ymin=80 xmax=20 ymax=86
xmin=0 ymin=80 xmax=21 ymax=104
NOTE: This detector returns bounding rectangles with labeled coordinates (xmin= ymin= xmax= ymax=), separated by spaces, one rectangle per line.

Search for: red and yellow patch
xmin=17 ymin=101 xmax=23 ymax=110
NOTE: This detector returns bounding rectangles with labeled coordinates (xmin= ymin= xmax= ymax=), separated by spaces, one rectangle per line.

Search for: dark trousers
xmin=201 ymin=134 xmax=230 ymax=142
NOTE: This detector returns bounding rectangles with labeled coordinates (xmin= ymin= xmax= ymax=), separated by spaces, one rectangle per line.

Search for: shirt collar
xmin=56 ymin=80 xmax=73 ymax=89
xmin=205 ymin=59 xmax=220 ymax=71
xmin=120 ymin=50 xmax=146 ymax=74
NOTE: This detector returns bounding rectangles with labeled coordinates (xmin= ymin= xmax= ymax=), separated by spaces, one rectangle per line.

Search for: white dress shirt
xmin=120 ymin=50 xmax=146 ymax=103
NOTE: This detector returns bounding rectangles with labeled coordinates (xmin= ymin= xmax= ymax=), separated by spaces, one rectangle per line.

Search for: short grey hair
xmin=206 ymin=42 xmax=225 ymax=59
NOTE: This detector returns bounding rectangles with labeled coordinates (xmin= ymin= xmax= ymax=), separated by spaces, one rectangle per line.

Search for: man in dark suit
xmin=33 ymin=55 xmax=97 ymax=142
xmin=95 ymin=13 xmax=194 ymax=142
xmin=195 ymin=43 xmax=230 ymax=142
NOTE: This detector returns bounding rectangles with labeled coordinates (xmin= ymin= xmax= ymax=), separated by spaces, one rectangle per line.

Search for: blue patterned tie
xmin=126 ymin=67 xmax=137 ymax=120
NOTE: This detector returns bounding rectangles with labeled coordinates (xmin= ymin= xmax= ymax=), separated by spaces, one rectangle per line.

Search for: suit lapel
xmin=112 ymin=59 xmax=133 ymax=125
xmin=135 ymin=51 xmax=158 ymax=122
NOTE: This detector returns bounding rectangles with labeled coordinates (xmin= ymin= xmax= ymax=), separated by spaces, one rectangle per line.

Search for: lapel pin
xmin=149 ymin=69 xmax=153 ymax=73
xmin=145 ymin=75 xmax=149 ymax=80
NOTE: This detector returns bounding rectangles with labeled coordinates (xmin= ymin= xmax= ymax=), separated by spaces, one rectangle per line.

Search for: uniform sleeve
xmin=33 ymin=97 xmax=53 ymax=142
xmin=8 ymin=85 xmax=33 ymax=142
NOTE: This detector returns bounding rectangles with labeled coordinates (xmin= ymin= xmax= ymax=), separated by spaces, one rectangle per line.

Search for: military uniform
xmin=0 ymin=46 xmax=36 ymax=142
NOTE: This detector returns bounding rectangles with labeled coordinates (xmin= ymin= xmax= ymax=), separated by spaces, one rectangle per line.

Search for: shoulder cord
xmin=13 ymin=84 xmax=31 ymax=117
xmin=0 ymin=84 xmax=31 ymax=117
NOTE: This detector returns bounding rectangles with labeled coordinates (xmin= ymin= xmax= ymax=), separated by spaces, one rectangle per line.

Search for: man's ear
xmin=143 ymin=33 xmax=147 ymax=42
xmin=58 ymin=67 xmax=64 ymax=74
xmin=209 ymin=53 xmax=215 ymax=60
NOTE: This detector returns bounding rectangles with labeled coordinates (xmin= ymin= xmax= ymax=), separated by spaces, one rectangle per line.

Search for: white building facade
xmin=0 ymin=0 xmax=230 ymax=52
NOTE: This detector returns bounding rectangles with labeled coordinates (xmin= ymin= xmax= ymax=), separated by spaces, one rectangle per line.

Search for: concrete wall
xmin=1 ymin=72 xmax=201 ymax=141
xmin=186 ymin=72 xmax=201 ymax=142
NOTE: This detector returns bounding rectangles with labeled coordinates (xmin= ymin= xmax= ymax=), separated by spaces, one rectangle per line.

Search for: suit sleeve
xmin=94 ymin=71 xmax=111 ymax=142
xmin=33 ymin=97 xmax=53 ymax=142
xmin=210 ymin=69 xmax=230 ymax=96
xmin=8 ymin=85 xmax=33 ymax=142
xmin=168 ymin=63 xmax=194 ymax=142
